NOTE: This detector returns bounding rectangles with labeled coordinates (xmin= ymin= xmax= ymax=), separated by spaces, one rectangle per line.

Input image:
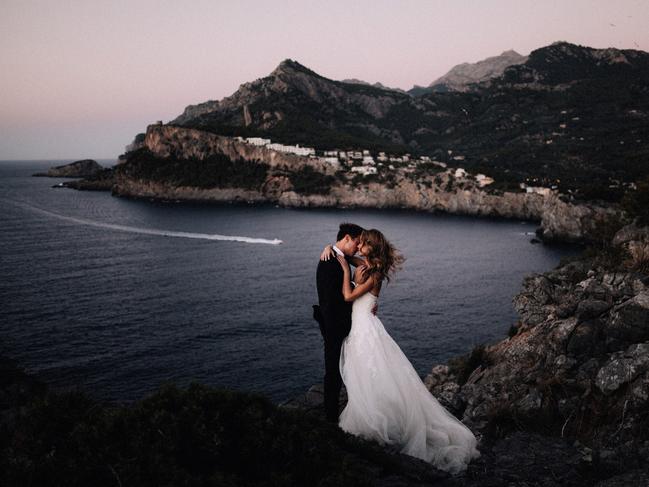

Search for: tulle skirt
xmin=339 ymin=309 xmax=480 ymax=474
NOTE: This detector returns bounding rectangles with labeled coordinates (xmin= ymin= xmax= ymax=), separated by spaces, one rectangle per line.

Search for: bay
xmin=0 ymin=160 xmax=578 ymax=402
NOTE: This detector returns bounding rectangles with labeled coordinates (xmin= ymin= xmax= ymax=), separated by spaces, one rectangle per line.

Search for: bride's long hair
xmin=360 ymin=229 xmax=405 ymax=283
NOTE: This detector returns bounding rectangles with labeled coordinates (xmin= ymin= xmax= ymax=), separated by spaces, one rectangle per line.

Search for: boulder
xmin=595 ymin=342 xmax=649 ymax=394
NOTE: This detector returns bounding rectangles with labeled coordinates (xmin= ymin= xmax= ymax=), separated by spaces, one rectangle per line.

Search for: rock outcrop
xmin=424 ymin=223 xmax=649 ymax=469
xmin=33 ymin=159 xmax=104 ymax=178
xmin=111 ymin=124 xmax=615 ymax=243
xmin=58 ymin=168 xmax=114 ymax=191
xmin=140 ymin=124 xmax=336 ymax=175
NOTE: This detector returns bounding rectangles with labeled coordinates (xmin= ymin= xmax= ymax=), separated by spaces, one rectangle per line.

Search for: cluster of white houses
xmin=242 ymin=137 xmax=316 ymax=157
xmin=237 ymin=136 xmax=509 ymax=189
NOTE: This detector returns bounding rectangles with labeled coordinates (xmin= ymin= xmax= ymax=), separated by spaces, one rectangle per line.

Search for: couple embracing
xmin=314 ymin=223 xmax=479 ymax=474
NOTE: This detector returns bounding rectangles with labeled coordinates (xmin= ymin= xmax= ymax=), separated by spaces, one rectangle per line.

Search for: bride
xmin=321 ymin=229 xmax=479 ymax=474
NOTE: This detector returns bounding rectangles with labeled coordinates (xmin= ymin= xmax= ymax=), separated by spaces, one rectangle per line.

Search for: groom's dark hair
xmin=337 ymin=223 xmax=364 ymax=241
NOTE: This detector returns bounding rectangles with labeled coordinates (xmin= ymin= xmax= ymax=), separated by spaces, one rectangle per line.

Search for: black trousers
xmin=314 ymin=304 xmax=346 ymax=422
xmin=322 ymin=333 xmax=344 ymax=422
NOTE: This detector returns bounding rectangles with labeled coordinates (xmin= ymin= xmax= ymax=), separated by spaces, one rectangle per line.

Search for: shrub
xmin=624 ymin=240 xmax=649 ymax=275
xmin=118 ymin=149 xmax=269 ymax=190
xmin=0 ymin=383 xmax=435 ymax=487
xmin=288 ymin=166 xmax=336 ymax=195
xmin=582 ymin=214 xmax=630 ymax=270
xmin=622 ymin=177 xmax=649 ymax=227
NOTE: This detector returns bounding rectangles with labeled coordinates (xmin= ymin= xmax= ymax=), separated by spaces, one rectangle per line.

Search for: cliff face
xmin=113 ymin=125 xmax=616 ymax=243
xmin=425 ymin=223 xmax=649 ymax=454
xmin=141 ymin=124 xmax=337 ymax=175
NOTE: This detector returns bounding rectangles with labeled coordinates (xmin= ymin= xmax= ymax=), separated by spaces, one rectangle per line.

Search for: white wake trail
xmin=3 ymin=199 xmax=283 ymax=245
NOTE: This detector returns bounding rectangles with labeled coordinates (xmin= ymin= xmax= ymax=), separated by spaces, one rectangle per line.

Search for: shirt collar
xmin=332 ymin=245 xmax=344 ymax=256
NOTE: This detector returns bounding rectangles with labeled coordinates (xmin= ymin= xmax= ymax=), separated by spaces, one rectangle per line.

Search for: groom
xmin=314 ymin=222 xmax=364 ymax=423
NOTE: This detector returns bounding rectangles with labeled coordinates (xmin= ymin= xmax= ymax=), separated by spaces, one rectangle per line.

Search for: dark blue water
xmin=0 ymin=160 xmax=579 ymax=403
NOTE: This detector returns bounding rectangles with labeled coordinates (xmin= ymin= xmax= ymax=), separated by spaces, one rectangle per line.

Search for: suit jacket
xmin=315 ymin=256 xmax=353 ymax=341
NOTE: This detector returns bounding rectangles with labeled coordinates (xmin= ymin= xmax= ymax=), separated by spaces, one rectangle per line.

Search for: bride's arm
xmin=320 ymin=244 xmax=366 ymax=266
xmin=336 ymin=254 xmax=376 ymax=302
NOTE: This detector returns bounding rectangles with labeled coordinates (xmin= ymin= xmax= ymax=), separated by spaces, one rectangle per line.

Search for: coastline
xmin=109 ymin=179 xmax=616 ymax=244
xmin=35 ymin=124 xmax=623 ymax=245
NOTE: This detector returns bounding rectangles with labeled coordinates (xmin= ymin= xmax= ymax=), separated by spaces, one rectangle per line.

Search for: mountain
xmin=497 ymin=41 xmax=649 ymax=87
xmin=414 ymin=49 xmax=527 ymax=94
xmin=138 ymin=42 xmax=649 ymax=202
xmin=171 ymin=59 xmax=412 ymax=153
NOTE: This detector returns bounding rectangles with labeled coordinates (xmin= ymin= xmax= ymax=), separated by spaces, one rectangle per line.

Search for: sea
xmin=0 ymin=160 xmax=580 ymax=403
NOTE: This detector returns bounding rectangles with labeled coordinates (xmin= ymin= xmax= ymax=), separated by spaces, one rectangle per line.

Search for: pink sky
xmin=1 ymin=0 xmax=648 ymax=160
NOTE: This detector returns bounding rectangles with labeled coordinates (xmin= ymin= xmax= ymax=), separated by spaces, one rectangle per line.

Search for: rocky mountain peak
xmin=418 ymin=49 xmax=528 ymax=94
xmin=500 ymin=49 xmax=522 ymax=57
xmin=270 ymin=59 xmax=323 ymax=79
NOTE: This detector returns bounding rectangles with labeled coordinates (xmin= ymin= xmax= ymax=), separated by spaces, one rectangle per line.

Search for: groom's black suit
xmin=315 ymin=254 xmax=353 ymax=422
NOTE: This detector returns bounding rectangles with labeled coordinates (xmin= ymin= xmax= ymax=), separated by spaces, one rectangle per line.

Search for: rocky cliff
xmin=112 ymin=124 xmax=616 ymax=243
xmin=140 ymin=124 xmax=337 ymax=175
xmin=423 ymin=223 xmax=649 ymax=481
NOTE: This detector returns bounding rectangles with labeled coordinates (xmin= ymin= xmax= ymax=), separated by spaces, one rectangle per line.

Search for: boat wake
xmin=2 ymin=199 xmax=283 ymax=245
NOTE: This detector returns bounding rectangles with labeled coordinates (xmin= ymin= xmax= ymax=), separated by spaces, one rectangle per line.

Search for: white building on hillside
xmin=520 ymin=183 xmax=552 ymax=196
xmin=351 ymin=166 xmax=377 ymax=175
xmin=475 ymin=174 xmax=494 ymax=187
xmin=267 ymin=143 xmax=315 ymax=157
xmin=246 ymin=137 xmax=271 ymax=146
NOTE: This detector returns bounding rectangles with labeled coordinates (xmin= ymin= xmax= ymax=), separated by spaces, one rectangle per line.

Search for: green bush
xmin=118 ymin=149 xmax=268 ymax=190
xmin=288 ymin=166 xmax=336 ymax=195
xmin=622 ymin=177 xmax=649 ymax=226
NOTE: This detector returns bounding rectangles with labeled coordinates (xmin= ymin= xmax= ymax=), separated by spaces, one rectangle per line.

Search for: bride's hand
xmin=336 ymin=254 xmax=350 ymax=274
xmin=320 ymin=244 xmax=335 ymax=261
xmin=355 ymin=265 xmax=368 ymax=284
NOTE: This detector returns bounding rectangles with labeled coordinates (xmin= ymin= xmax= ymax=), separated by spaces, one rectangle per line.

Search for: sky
xmin=1 ymin=0 xmax=648 ymax=160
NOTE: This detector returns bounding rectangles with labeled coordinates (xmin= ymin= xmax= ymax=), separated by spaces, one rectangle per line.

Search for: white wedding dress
xmin=339 ymin=291 xmax=480 ymax=474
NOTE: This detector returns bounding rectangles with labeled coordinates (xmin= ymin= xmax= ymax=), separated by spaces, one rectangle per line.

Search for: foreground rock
xmin=33 ymin=159 xmax=104 ymax=178
xmin=421 ymin=222 xmax=649 ymax=485
xmin=284 ymin=385 xmax=634 ymax=486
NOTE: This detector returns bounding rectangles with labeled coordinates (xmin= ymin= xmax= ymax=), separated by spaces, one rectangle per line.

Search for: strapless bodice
xmin=351 ymin=291 xmax=378 ymax=318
